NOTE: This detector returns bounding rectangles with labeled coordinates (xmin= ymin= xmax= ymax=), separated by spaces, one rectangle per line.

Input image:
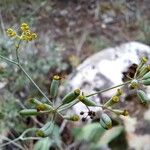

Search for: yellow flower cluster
xmin=6 ymin=28 xmax=17 ymax=37
xmin=20 ymin=23 xmax=37 ymax=41
xmin=6 ymin=23 xmax=37 ymax=41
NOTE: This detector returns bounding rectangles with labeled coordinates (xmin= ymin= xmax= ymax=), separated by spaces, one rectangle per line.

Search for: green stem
xmin=0 ymin=138 xmax=20 ymax=148
xmin=14 ymin=41 xmax=53 ymax=106
xmin=101 ymin=105 xmax=116 ymax=113
xmin=86 ymin=81 xmax=131 ymax=97
xmin=50 ymin=112 xmax=56 ymax=134
xmin=20 ymin=128 xmax=38 ymax=139
xmin=0 ymin=128 xmax=40 ymax=148
xmin=58 ymin=100 xmax=80 ymax=112
xmin=22 ymin=137 xmax=41 ymax=140
xmin=134 ymin=62 xmax=142 ymax=79
xmin=18 ymin=64 xmax=53 ymax=105
xmin=0 ymin=54 xmax=18 ymax=65
xmin=15 ymin=39 xmax=21 ymax=63
xmin=0 ymin=54 xmax=53 ymax=105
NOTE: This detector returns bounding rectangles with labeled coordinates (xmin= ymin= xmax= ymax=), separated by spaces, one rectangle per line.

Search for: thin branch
xmin=0 ymin=53 xmax=53 ymax=105
xmin=86 ymin=81 xmax=131 ymax=97
xmin=20 ymin=128 xmax=38 ymax=139
xmin=15 ymin=39 xmax=22 ymax=63
xmin=0 ymin=128 xmax=39 ymax=148
xmin=18 ymin=64 xmax=53 ymax=105
xmin=0 ymin=137 xmax=20 ymax=148
xmin=14 ymin=40 xmax=53 ymax=106
xmin=0 ymin=54 xmax=18 ymax=65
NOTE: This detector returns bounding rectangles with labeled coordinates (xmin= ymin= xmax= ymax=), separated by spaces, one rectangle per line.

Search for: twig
xmin=0 ymin=55 xmax=19 ymax=65
xmin=15 ymin=39 xmax=21 ymax=63
xmin=86 ymin=81 xmax=131 ymax=97
xmin=0 ymin=54 xmax=53 ymax=106
xmin=0 ymin=128 xmax=39 ymax=148
xmin=0 ymin=136 xmax=25 ymax=150
xmin=19 ymin=64 xmax=52 ymax=105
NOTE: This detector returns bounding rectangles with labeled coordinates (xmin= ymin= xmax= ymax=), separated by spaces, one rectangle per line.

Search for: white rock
xmin=0 ymin=82 xmax=7 ymax=89
xmin=68 ymin=41 xmax=150 ymax=114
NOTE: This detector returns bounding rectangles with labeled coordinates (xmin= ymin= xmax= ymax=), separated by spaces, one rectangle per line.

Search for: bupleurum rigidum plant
xmin=0 ymin=23 xmax=150 ymax=147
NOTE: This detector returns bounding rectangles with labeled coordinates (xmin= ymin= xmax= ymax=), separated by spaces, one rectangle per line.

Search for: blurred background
xmin=0 ymin=0 xmax=150 ymax=150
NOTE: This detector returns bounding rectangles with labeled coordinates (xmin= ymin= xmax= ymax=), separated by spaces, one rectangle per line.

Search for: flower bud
xmin=138 ymin=57 xmax=148 ymax=72
xmin=100 ymin=113 xmax=112 ymax=129
xmin=62 ymin=89 xmax=80 ymax=105
xmin=28 ymin=98 xmax=42 ymax=105
xmin=104 ymin=96 xmax=119 ymax=107
xmin=28 ymin=98 xmax=54 ymax=111
xmin=64 ymin=114 xmax=80 ymax=121
xmin=36 ymin=103 xmax=53 ymax=112
xmin=141 ymin=56 xmax=148 ymax=64
xmin=78 ymin=95 xmax=97 ymax=106
xmin=142 ymin=79 xmax=150 ymax=86
xmin=42 ymin=103 xmax=54 ymax=111
xmin=115 ymin=89 xmax=123 ymax=97
xmin=19 ymin=109 xmax=40 ymax=116
xmin=128 ymin=79 xmax=139 ymax=89
xmin=138 ymin=65 xmax=150 ymax=78
xmin=36 ymin=104 xmax=47 ymax=111
xmin=50 ymin=75 xmax=61 ymax=99
xmin=112 ymin=109 xmax=129 ymax=116
xmin=142 ymin=72 xmax=150 ymax=80
xmin=36 ymin=122 xmax=52 ymax=137
xmin=137 ymin=90 xmax=150 ymax=104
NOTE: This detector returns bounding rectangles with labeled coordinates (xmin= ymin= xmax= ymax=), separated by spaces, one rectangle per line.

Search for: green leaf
xmin=98 ymin=126 xmax=123 ymax=146
xmin=36 ymin=121 xmax=62 ymax=149
xmin=73 ymin=123 xmax=105 ymax=143
xmin=34 ymin=137 xmax=52 ymax=150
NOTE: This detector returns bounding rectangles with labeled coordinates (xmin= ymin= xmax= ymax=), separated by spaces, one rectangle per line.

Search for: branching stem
xmin=15 ymin=39 xmax=21 ymax=63
xmin=86 ymin=81 xmax=131 ymax=97
xmin=0 ymin=54 xmax=53 ymax=105
xmin=0 ymin=54 xmax=18 ymax=65
xmin=18 ymin=64 xmax=52 ymax=105
xmin=0 ymin=128 xmax=40 ymax=148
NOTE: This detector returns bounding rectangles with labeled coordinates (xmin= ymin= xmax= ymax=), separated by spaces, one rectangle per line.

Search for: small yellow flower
xmin=23 ymin=30 xmax=31 ymax=36
xmin=31 ymin=33 xmax=37 ymax=39
xmin=20 ymin=23 xmax=29 ymax=31
xmin=27 ymin=36 xmax=33 ymax=41
xmin=21 ymin=30 xmax=32 ymax=41
xmin=6 ymin=28 xmax=16 ymax=37
xmin=7 ymin=23 xmax=37 ymax=41
xmin=6 ymin=28 xmax=13 ymax=33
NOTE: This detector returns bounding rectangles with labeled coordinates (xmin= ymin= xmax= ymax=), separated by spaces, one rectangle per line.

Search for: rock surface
xmin=68 ymin=41 xmax=150 ymax=113
xmin=68 ymin=41 xmax=150 ymax=149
